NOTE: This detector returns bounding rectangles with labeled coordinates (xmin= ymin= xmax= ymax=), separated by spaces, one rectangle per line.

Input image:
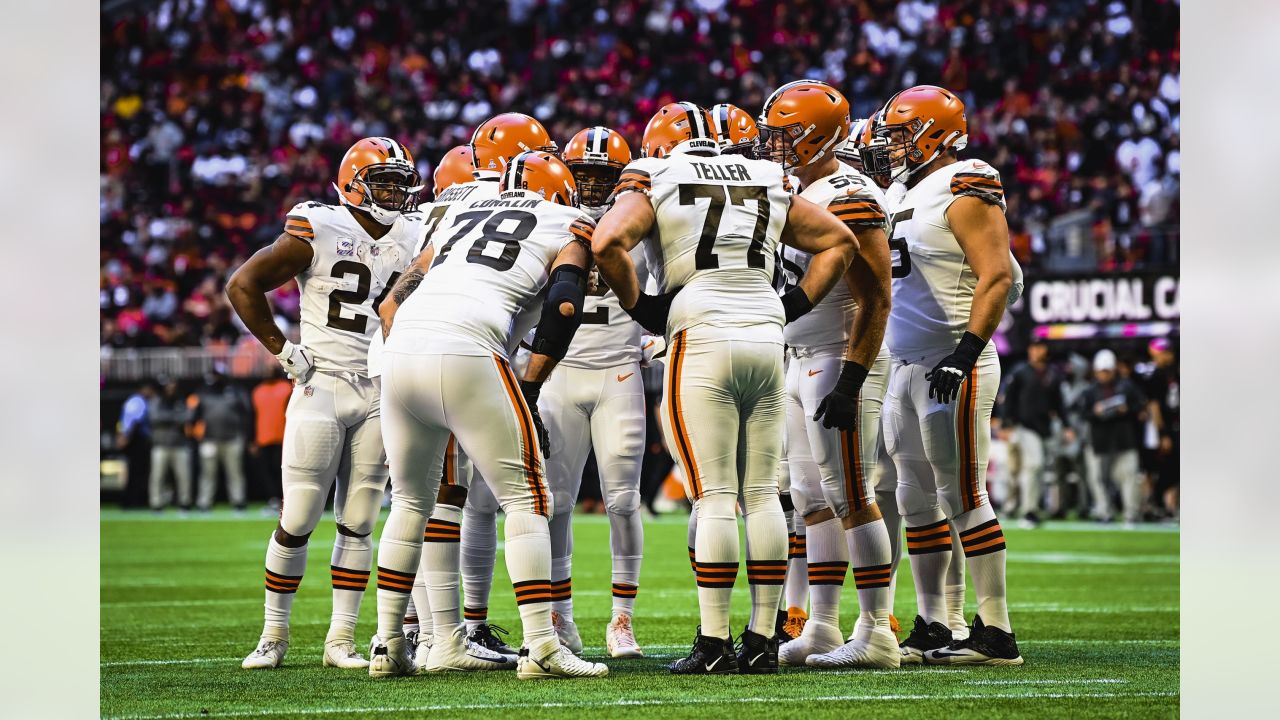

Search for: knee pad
xmin=551 ymin=487 xmax=574 ymax=518
xmin=697 ymin=492 xmax=738 ymax=522
xmin=740 ymin=485 xmax=781 ymax=517
xmin=604 ymin=487 xmax=640 ymax=516
xmin=895 ymin=462 xmax=941 ymax=519
xmin=284 ymin=416 xmax=342 ymax=474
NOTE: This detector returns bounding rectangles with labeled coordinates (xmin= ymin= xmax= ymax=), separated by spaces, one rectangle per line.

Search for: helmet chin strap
xmin=332 ymin=181 xmax=402 ymax=226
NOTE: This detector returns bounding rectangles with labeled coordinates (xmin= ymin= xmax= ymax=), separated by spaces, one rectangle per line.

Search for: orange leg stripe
xmin=907 ymin=536 xmax=954 ymax=549
xmin=905 ymin=525 xmax=951 ymax=538
xmin=443 ymin=434 xmax=456 ymax=485
xmin=494 ymin=356 xmax=548 ymax=516
xmin=667 ymin=331 xmax=701 ymax=499
xmin=963 ymin=536 xmax=1007 ymax=554
xmin=331 ymin=569 xmax=370 ymax=580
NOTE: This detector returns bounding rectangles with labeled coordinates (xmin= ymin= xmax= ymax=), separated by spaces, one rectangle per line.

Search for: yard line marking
xmin=101 ymin=658 xmax=236 ymax=667
xmin=102 ymin=599 xmax=257 ymax=608
xmin=1011 ymin=552 xmax=1177 ymax=565
xmin=965 ymin=678 xmax=1128 ymax=686
xmin=1008 ymin=603 xmax=1177 ymax=613
xmin=103 ymin=691 xmax=1179 ymax=719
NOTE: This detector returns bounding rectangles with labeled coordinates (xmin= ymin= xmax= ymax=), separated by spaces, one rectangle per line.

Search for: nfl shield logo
xmin=303 ymin=385 xmax=314 ymax=397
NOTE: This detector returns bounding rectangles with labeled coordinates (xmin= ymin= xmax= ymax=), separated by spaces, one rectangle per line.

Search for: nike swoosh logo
xmin=749 ymin=653 xmax=764 ymax=665
xmin=469 ymin=653 xmax=508 ymax=663
xmin=808 ymin=369 xmax=824 ymax=376
xmin=642 ymin=340 xmax=655 ymax=350
xmin=704 ymin=658 xmax=720 ymax=671
xmin=929 ymin=649 xmax=966 ymax=658
xmin=617 ymin=372 xmax=635 ymax=382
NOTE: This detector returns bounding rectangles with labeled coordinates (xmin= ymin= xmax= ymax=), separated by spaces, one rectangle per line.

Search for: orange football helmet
xmin=563 ymin=126 xmax=632 ymax=208
xmin=758 ymin=80 xmax=850 ymax=170
xmin=433 ymin=145 xmax=475 ymax=196
xmin=334 ymin=137 xmax=423 ymax=224
xmin=471 ymin=113 xmax=557 ymax=176
xmin=500 ymin=151 xmax=579 ymax=207
xmin=869 ymin=85 xmax=968 ymax=183
xmin=641 ymin=102 xmax=719 ymax=158
xmin=709 ymin=103 xmax=759 ymax=156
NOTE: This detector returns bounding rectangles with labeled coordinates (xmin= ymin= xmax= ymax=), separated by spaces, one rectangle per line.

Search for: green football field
xmin=101 ymin=508 xmax=1178 ymax=719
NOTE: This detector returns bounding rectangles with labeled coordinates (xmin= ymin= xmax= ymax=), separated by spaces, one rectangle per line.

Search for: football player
xmin=862 ymin=85 xmax=1023 ymax=666
xmin=368 ymin=151 xmax=608 ymax=680
xmin=411 ymin=116 xmax=558 ymax=673
xmin=755 ymin=81 xmax=899 ymax=669
xmin=227 ymin=137 xmax=425 ymax=670
xmin=708 ymin=103 xmax=759 ymax=156
xmin=536 ymin=126 xmax=649 ymax=658
xmin=593 ymin=102 xmax=857 ymax=674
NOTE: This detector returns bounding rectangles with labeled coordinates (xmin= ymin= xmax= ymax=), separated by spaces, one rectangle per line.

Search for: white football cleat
xmin=551 ymin=611 xmax=584 ymax=655
xmin=779 ymin=620 xmax=844 ymax=666
xmin=605 ymin=613 xmax=644 ymax=658
xmin=806 ymin=627 xmax=901 ymax=669
xmin=517 ymin=645 xmax=608 ymax=680
xmin=425 ymin=626 xmax=514 ymax=671
xmin=241 ymin=638 xmax=288 ymax=669
xmin=412 ymin=631 xmax=434 ymax=672
xmin=368 ymin=635 xmax=416 ymax=678
xmin=322 ymin=639 xmax=370 ymax=669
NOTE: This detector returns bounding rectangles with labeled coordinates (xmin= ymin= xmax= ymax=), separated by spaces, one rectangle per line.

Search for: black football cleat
xmin=899 ymin=615 xmax=953 ymax=665
xmin=775 ymin=610 xmax=795 ymax=644
xmin=924 ymin=616 xmax=1024 ymax=666
xmin=467 ymin=623 xmax=519 ymax=663
xmin=735 ymin=627 xmax=779 ymax=674
xmin=669 ymin=628 xmax=738 ymax=674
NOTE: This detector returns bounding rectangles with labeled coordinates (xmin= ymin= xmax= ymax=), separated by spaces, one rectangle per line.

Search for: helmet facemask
xmin=347 ymin=163 xmax=423 ymax=224
xmin=568 ymin=162 xmax=622 ymax=210
xmin=756 ymin=121 xmax=808 ymax=171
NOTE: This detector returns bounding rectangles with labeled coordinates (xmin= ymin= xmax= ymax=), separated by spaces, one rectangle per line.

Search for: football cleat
xmin=551 ymin=611 xmax=584 ymax=655
xmin=425 ymin=625 xmax=514 ymax=671
xmin=775 ymin=609 xmax=794 ymax=643
xmin=322 ymin=638 xmax=370 ymax=669
xmin=368 ymin=635 xmax=415 ymax=678
xmin=468 ymin=623 xmax=519 ymax=663
xmin=807 ymin=627 xmax=901 ymax=669
xmin=923 ymin=616 xmax=1024 ymax=666
xmin=516 ymin=645 xmax=609 ymax=679
xmin=899 ymin=615 xmax=954 ymax=665
xmin=779 ymin=619 xmax=843 ymax=666
xmin=412 ymin=631 xmax=434 ymax=671
xmin=241 ymin=638 xmax=288 ymax=669
xmin=669 ymin=629 xmax=738 ymax=675
xmin=890 ymin=614 xmax=901 ymax=636
xmin=605 ymin=613 xmax=644 ymax=658
xmin=404 ymin=629 xmax=420 ymax=658
xmin=782 ymin=606 xmax=808 ymax=642
xmin=735 ymin=627 xmax=779 ymax=674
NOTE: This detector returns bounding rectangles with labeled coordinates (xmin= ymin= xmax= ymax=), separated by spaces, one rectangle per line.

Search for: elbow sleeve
xmin=531 ymin=264 xmax=588 ymax=360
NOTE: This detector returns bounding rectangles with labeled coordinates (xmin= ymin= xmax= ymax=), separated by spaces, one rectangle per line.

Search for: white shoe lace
xmin=255 ymin=640 xmax=283 ymax=657
xmin=610 ymin=615 xmax=637 ymax=647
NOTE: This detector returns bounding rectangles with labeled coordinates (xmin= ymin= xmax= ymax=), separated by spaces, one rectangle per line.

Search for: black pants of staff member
xmin=254 ymin=443 xmax=283 ymax=507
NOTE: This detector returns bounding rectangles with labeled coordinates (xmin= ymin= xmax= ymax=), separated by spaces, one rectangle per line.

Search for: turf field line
xmin=101 ymin=657 xmax=233 ymax=667
xmin=1008 ymin=603 xmax=1177 ymax=613
xmin=102 ymin=690 xmax=1179 ymax=719
xmin=1011 ymin=552 xmax=1177 ymax=565
xmin=965 ymin=678 xmax=1127 ymax=685
xmin=102 ymin=599 xmax=257 ymax=608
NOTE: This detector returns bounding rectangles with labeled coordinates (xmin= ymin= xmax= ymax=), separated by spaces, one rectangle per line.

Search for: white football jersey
xmin=617 ymin=152 xmax=791 ymax=337
xmin=284 ymin=202 xmax=420 ymax=375
xmin=389 ymin=192 xmax=594 ymax=359
xmin=784 ymin=161 xmax=890 ymax=350
xmin=560 ymin=246 xmax=649 ymax=370
xmin=886 ymin=158 xmax=1007 ymax=362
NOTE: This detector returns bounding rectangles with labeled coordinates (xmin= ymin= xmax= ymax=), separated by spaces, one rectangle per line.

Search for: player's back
xmin=289 ymin=201 xmax=421 ymax=374
xmin=390 ymin=191 xmax=593 ymax=358
xmin=784 ymin=161 xmax=889 ymax=350
xmin=886 ymin=158 xmax=1005 ymax=362
xmin=628 ymin=153 xmax=791 ymax=337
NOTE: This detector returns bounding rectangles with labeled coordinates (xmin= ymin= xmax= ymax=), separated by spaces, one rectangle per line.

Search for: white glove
xmin=640 ymin=334 xmax=667 ymax=368
xmin=1007 ymin=251 xmax=1025 ymax=307
xmin=275 ymin=340 xmax=315 ymax=383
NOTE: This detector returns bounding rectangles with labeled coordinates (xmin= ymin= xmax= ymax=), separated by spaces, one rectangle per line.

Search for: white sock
xmin=461 ymin=506 xmax=497 ymax=631
xmin=904 ymin=512 xmax=951 ymax=626
xmin=262 ymin=536 xmax=307 ymax=640
xmin=693 ymin=495 xmax=738 ymax=640
xmin=743 ymin=489 xmax=786 ymax=638
xmin=608 ymin=501 xmax=643 ymax=618
xmin=846 ymin=516 xmax=893 ymax=639
xmin=946 ymin=525 xmax=968 ymax=637
xmin=505 ymin=511 xmax=557 ymax=656
xmin=785 ymin=518 xmax=809 ymax=611
xmin=804 ymin=517 xmax=847 ymax=629
xmin=374 ymin=507 xmax=426 ymax=643
xmin=550 ymin=555 xmax=573 ymax=622
xmin=955 ymin=503 xmax=1011 ymax=632
xmin=422 ymin=504 xmax=463 ymax=639
xmin=328 ymin=532 xmax=372 ymax=642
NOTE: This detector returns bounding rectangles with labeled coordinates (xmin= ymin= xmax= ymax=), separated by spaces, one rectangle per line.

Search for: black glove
xmin=812 ymin=360 xmax=870 ymax=430
xmin=624 ymin=289 xmax=680 ymax=335
xmin=925 ymin=332 xmax=987 ymax=404
xmin=781 ymin=287 xmax=814 ymax=324
xmin=519 ymin=379 xmax=550 ymax=458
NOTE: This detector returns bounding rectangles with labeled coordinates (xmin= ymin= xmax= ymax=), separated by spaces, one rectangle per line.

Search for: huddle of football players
xmin=226 ymin=76 xmax=1025 ymax=681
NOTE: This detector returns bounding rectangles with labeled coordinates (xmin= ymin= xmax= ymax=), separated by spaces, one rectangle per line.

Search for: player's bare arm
xmin=843 ymin=224 xmax=892 ymax=367
xmin=377 ymin=244 xmax=436 ymax=338
xmin=924 ymin=194 xmax=1014 ymax=404
xmin=226 ymin=232 xmax=314 ymax=355
xmin=949 ymin=195 xmax=1013 ymax=341
xmin=780 ymin=194 xmax=858 ymax=321
xmin=591 ymin=191 xmax=655 ymax=309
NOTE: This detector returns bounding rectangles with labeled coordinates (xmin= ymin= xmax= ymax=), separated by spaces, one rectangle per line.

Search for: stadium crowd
xmin=101 ymin=0 xmax=1180 ymax=352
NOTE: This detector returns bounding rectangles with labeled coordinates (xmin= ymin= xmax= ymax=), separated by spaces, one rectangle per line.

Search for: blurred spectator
xmin=117 ymin=381 xmax=155 ymax=508
xmin=997 ymin=339 xmax=1066 ymax=527
xmin=1139 ymin=338 xmax=1179 ymax=520
xmin=148 ymin=376 xmax=194 ymax=513
xmin=191 ymin=368 xmax=251 ymax=513
xmin=100 ymin=0 xmax=1180 ymax=350
xmin=251 ymin=369 xmax=292 ymax=513
xmin=1077 ymin=350 xmax=1147 ymax=526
